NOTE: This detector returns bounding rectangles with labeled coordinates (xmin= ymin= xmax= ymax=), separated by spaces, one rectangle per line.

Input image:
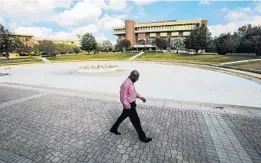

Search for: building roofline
xmin=34 ymin=38 xmax=77 ymax=42
xmin=9 ymin=33 xmax=34 ymax=37
xmin=112 ymin=19 xmax=207 ymax=29
xmin=112 ymin=26 xmax=125 ymax=29
xmin=49 ymin=40 xmax=76 ymax=42
xmin=138 ymin=20 xmax=177 ymax=24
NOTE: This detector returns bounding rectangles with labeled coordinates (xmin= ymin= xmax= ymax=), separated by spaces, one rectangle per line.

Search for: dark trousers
xmin=111 ymin=101 xmax=146 ymax=139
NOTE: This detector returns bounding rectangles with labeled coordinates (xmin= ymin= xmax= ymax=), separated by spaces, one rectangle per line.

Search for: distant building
xmin=9 ymin=33 xmax=34 ymax=47
xmin=112 ymin=19 xmax=207 ymax=49
xmin=4 ymin=33 xmax=77 ymax=57
xmin=50 ymin=40 xmax=77 ymax=45
xmin=33 ymin=39 xmax=77 ymax=46
xmin=9 ymin=33 xmax=77 ymax=46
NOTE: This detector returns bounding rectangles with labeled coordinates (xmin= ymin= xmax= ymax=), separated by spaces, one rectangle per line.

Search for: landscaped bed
xmin=0 ymin=57 xmax=42 ymax=66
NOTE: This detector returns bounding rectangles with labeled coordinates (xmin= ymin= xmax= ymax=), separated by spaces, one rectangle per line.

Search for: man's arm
xmin=136 ymin=92 xmax=142 ymax=99
xmin=121 ymin=84 xmax=131 ymax=109
xmin=136 ymin=92 xmax=146 ymax=103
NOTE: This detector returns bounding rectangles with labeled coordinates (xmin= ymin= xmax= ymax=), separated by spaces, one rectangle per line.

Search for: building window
xmin=170 ymin=37 xmax=176 ymax=46
xmin=148 ymin=38 xmax=155 ymax=46
xmin=138 ymin=39 xmax=146 ymax=45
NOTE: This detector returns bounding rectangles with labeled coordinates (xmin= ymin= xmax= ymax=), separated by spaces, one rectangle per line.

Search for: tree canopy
xmin=79 ymin=33 xmax=97 ymax=54
xmin=116 ymin=39 xmax=131 ymax=52
xmin=184 ymin=26 xmax=211 ymax=54
xmin=101 ymin=40 xmax=113 ymax=52
xmin=171 ymin=37 xmax=185 ymax=53
xmin=155 ymin=38 xmax=167 ymax=50
xmin=36 ymin=40 xmax=57 ymax=57
xmin=215 ymin=24 xmax=261 ymax=56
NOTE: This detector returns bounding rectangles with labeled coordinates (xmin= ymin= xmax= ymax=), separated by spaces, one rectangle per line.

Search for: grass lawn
xmin=0 ymin=56 xmax=43 ymax=66
xmin=232 ymin=61 xmax=261 ymax=71
xmin=137 ymin=53 xmax=257 ymax=63
xmin=49 ymin=53 xmax=136 ymax=61
xmin=0 ymin=53 xmax=258 ymax=66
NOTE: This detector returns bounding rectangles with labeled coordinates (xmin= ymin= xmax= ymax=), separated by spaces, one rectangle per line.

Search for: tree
xmin=114 ymin=44 xmax=120 ymax=52
xmin=102 ymin=40 xmax=113 ymax=53
xmin=56 ymin=43 xmax=73 ymax=54
xmin=1 ymin=24 xmax=33 ymax=58
xmin=155 ymin=38 xmax=167 ymax=50
xmin=73 ymin=46 xmax=81 ymax=54
xmin=216 ymin=33 xmax=240 ymax=55
xmin=205 ymin=37 xmax=217 ymax=53
xmin=36 ymin=40 xmax=57 ymax=57
xmin=117 ymin=39 xmax=131 ymax=52
xmin=214 ymin=24 xmax=261 ymax=56
xmin=0 ymin=24 xmax=11 ymax=59
xmin=171 ymin=37 xmax=185 ymax=53
xmin=184 ymin=26 xmax=211 ymax=54
xmin=21 ymin=45 xmax=34 ymax=57
xmin=96 ymin=42 xmax=103 ymax=52
xmin=237 ymin=24 xmax=261 ymax=56
xmin=8 ymin=37 xmax=23 ymax=53
xmin=79 ymin=33 xmax=97 ymax=54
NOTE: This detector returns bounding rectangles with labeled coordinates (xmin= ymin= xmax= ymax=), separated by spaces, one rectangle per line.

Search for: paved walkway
xmin=0 ymin=84 xmax=261 ymax=163
xmin=218 ymin=58 xmax=261 ymax=66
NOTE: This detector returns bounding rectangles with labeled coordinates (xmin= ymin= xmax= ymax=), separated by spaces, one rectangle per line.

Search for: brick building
xmin=113 ymin=19 xmax=207 ymax=49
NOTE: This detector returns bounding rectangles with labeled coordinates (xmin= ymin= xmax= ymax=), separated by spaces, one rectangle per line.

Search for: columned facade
xmin=113 ymin=19 xmax=207 ymax=48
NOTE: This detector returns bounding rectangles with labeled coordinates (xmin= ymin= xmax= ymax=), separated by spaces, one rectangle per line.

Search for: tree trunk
xmin=5 ymin=52 xmax=9 ymax=60
xmin=5 ymin=45 xmax=9 ymax=60
xmin=177 ymin=49 xmax=179 ymax=54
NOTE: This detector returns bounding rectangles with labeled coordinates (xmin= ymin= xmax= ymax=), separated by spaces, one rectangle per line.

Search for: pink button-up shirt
xmin=120 ymin=78 xmax=142 ymax=109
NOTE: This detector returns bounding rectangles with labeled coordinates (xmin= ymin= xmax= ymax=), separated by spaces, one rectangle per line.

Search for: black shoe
xmin=110 ymin=129 xmax=121 ymax=135
xmin=140 ymin=137 xmax=152 ymax=143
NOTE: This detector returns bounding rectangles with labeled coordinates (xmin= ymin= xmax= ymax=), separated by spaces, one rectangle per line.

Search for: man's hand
xmin=140 ymin=97 xmax=146 ymax=103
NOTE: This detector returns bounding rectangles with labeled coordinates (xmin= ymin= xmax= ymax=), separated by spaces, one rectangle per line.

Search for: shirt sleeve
xmin=136 ymin=91 xmax=142 ymax=99
xmin=121 ymin=84 xmax=131 ymax=109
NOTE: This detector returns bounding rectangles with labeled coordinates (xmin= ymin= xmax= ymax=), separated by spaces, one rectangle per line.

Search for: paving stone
xmin=0 ymin=86 xmax=261 ymax=163
xmin=0 ymin=86 xmax=39 ymax=104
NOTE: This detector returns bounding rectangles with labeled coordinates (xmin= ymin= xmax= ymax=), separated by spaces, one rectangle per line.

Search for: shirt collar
xmin=127 ymin=77 xmax=134 ymax=84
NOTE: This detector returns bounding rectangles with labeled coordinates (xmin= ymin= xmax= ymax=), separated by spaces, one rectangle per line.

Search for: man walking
xmin=110 ymin=70 xmax=152 ymax=143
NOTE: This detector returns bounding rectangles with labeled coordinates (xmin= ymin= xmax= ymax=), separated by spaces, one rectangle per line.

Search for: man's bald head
xmin=129 ymin=70 xmax=140 ymax=83
xmin=130 ymin=70 xmax=139 ymax=77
